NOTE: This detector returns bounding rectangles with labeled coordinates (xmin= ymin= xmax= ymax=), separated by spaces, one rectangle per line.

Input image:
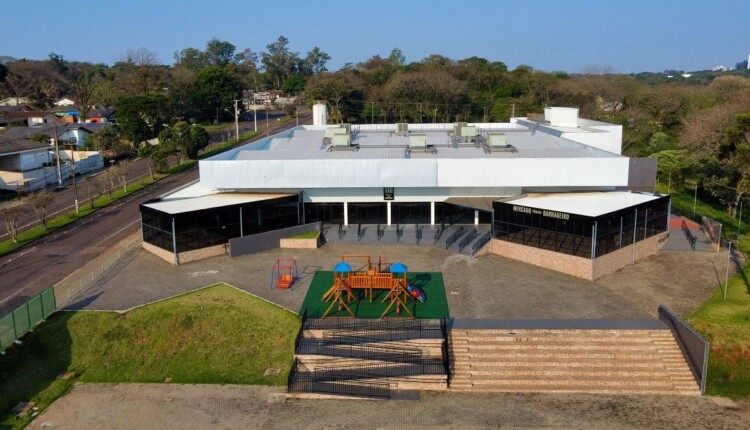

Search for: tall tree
xmin=261 ymin=36 xmax=299 ymax=89
xmin=205 ymin=38 xmax=236 ymax=67
xmin=116 ymin=94 xmax=171 ymax=145
xmin=303 ymin=47 xmax=331 ymax=76
xmin=192 ymin=66 xmax=242 ymax=123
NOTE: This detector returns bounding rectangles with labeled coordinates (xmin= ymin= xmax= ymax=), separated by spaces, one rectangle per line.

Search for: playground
xmin=298 ymin=255 xmax=449 ymax=319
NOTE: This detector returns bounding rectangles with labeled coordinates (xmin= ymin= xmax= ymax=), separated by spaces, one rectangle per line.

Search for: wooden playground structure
xmin=322 ymin=255 xmax=420 ymax=318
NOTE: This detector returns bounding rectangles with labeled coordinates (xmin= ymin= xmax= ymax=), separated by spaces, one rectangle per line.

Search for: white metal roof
xmin=507 ymin=192 xmax=662 ymax=217
xmin=143 ymin=191 xmax=294 ymax=215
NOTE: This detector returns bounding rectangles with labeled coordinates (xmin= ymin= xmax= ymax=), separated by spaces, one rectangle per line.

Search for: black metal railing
xmin=471 ymin=231 xmax=492 ymax=253
xmin=416 ymin=224 xmax=422 ymax=243
xmin=297 ymin=338 xmax=424 ymax=363
xmin=377 ymin=223 xmax=382 ymax=241
xmin=658 ymin=305 xmax=709 ymax=394
xmin=458 ymin=228 xmax=478 ymax=252
xmin=440 ymin=318 xmax=453 ymax=386
xmin=289 ymin=367 xmax=391 ymax=399
xmin=314 ymin=361 xmax=446 ymax=382
xmin=681 ymin=220 xmax=696 ymax=250
xmin=338 ymin=224 xmax=344 ymax=239
xmin=357 ymin=224 xmax=362 ymax=241
xmin=445 ymin=226 xmax=465 ymax=249
xmin=304 ymin=317 xmax=440 ymax=331
xmin=396 ymin=223 xmax=402 ymax=241
xmin=433 ymin=227 xmax=443 ymax=244
xmin=293 ymin=310 xmax=308 ymax=353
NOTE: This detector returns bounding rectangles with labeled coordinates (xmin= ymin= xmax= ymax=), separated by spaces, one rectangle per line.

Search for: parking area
xmin=66 ymin=238 xmax=735 ymax=319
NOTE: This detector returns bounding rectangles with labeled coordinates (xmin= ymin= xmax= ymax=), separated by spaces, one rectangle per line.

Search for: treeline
xmin=2 ymin=38 xmax=750 ymax=215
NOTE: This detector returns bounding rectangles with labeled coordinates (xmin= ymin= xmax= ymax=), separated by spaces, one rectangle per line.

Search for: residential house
xmin=54 ymin=97 xmax=76 ymax=107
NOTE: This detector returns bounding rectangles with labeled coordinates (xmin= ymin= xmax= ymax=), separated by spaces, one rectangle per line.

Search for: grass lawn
xmin=687 ymin=272 xmax=750 ymax=399
xmin=287 ymin=231 xmax=319 ymax=239
xmin=300 ymin=271 xmax=449 ymax=319
xmin=0 ymin=284 xmax=300 ymax=429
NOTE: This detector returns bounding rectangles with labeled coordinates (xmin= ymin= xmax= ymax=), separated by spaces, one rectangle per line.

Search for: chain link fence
xmin=53 ymin=233 xmax=142 ymax=308
xmin=0 ymin=287 xmax=56 ymax=352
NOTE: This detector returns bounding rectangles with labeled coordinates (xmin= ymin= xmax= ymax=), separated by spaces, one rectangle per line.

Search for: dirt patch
xmin=596 ymin=252 xmax=743 ymax=317
xmin=28 ymin=383 xmax=749 ymax=430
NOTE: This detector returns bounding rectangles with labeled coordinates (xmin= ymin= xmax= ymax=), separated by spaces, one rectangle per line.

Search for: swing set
xmin=269 ymin=258 xmax=299 ymax=290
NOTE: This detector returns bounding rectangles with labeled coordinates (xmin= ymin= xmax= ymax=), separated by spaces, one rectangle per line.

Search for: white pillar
xmin=474 ymin=210 xmax=479 ymax=225
xmin=387 ymin=201 xmax=392 ymax=225
xmin=430 ymin=201 xmax=435 ymax=225
xmin=343 ymin=202 xmax=349 ymax=226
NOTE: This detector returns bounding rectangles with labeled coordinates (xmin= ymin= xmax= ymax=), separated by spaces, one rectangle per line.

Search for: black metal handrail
xmin=294 ymin=310 xmax=308 ymax=353
xmin=314 ymin=360 xmax=446 ymax=382
xmin=416 ymin=224 xmax=422 ymax=243
xmin=458 ymin=228 xmax=478 ymax=252
xmin=357 ymin=223 xmax=362 ymax=241
xmin=471 ymin=231 xmax=492 ymax=253
xmin=681 ymin=220 xmax=696 ymax=250
xmin=304 ymin=317 xmax=441 ymax=331
xmin=445 ymin=225 xmax=465 ymax=249
xmin=338 ymin=224 xmax=343 ymax=239
xmin=658 ymin=305 xmax=709 ymax=394
xmin=297 ymin=338 xmax=424 ymax=363
xmin=289 ymin=370 xmax=391 ymax=399
xmin=396 ymin=223 xmax=402 ymax=241
xmin=433 ymin=227 xmax=443 ymax=244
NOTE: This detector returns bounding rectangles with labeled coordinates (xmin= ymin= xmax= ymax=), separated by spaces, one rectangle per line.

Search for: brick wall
xmin=280 ymin=237 xmax=319 ymax=249
xmin=491 ymin=232 xmax=668 ymax=281
xmin=179 ymin=244 xmax=227 ymax=264
xmin=491 ymin=239 xmax=592 ymax=279
xmin=142 ymin=242 xmax=177 ymax=265
xmin=594 ymin=233 xmax=666 ymax=278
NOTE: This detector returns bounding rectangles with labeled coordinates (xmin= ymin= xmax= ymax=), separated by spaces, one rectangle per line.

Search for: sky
xmin=1 ymin=0 xmax=749 ymax=73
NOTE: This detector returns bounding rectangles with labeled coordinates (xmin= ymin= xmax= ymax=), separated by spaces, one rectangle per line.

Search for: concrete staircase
xmin=289 ymin=319 xmax=449 ymax=398
xmin=661 ymin=216 xmax=715 ymax=253
xmin=449 ymin=329 xmax=701 ymax=395
xmin=321 ymin=223 xmax=492 ymax=256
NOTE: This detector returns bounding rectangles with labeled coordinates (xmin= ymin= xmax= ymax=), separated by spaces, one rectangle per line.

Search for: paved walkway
xmin=65 ymin=239 xmax=728 ymax=320
xmin=28 ymin=383 xmax=750 ymax=430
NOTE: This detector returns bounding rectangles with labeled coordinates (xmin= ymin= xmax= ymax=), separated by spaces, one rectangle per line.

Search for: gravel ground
xmin=28 ymin=383 xmax=750 ymax=430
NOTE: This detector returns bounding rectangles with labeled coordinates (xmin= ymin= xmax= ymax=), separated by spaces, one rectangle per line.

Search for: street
xmin=0 ymin=113 xmax=310 ymax=314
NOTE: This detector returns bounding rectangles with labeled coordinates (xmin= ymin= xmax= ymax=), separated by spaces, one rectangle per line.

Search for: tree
xmin=0 ymin=202 xmax=23 ymax=244
xmin=30 ymin=191 xmax=53 ymax=229
xmin=114 ymin=161 xmax=131 ymax=192
xmin=303 ymin=47 xmax=331 ymax=76
xmin=736 ymin=59 xmax=748 ymax=70
xmin=306 ymin=72 xmax=364 ymax=123
xmin=387 ymin=48 xmax=406 ymax=67
xmin=158 ymin=121 xmax=209 ymax=163
xmin=116 ymin=94 xmax=171 ymax=146
xmin=69 ymin=70 xmax=101 ymax=123
xmin=261 ymin=36 xmax=300 ymax=89
xmin=88 ymin=125 xmax=122 ymax=151
xmin=174 ymin=47 xmax=207 ymax=71
xmin=282 ymin=75 xmax=306 ymax=94
xmin=192 ymin=66 xmax=242 ymax=123
xmin=205 ymin=38 xmax=236 ymax=67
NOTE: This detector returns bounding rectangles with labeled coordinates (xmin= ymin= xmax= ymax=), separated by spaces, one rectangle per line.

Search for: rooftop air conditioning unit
xmin=325 ymin=126 xmax=348 ymax=138
xmin=331 ymin=133 xmax=351 ymax=147
xmin=487 ymin=132 xmax=508 ymax=148
xmin=409 ymin=133 xmax=427 ymax=148
xmin=396 ymin=123 xmax=408 ymax=133
xmin=459 ymin=125 xmax=478 ymax=137
xmin=338 ymin=123 xmax=352 ymax=133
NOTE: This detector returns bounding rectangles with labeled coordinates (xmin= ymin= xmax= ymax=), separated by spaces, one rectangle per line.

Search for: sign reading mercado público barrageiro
xmin=511 ymin=205 xmax=571 ymax=221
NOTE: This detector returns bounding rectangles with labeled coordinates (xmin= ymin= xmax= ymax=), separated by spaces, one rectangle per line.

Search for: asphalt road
xmin=0 ymin=110 xmax=291 ymax=241
xmin=0 ymin=113 xmax=310 ymax=314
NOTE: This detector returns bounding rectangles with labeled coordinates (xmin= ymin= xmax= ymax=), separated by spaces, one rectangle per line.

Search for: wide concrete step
xmin=448 ymin=384 xmax=700 ymax=396
xmin=451 ymin=329 xmax=673 ymax=336
xmin=452 ymin=359 xmax=692 ymax=372
xmin=454 ymin=368 xmax=696 ymax=379
xmin=451 ymin=343 xmax=682 ymax=353
xmin=449 ymin=376 xmax=695 ymax=389
xmin=452 ymin=351 xmax=687 ymax=362
xmin=451 ymin=333 xmax=677 ymax=342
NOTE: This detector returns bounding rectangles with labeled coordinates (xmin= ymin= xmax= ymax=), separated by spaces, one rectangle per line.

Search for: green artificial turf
xmin=300 ymin=271 xmax=449 ymax=319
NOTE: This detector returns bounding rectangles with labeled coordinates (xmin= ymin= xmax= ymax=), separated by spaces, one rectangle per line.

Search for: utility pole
xmin=53 ymin=121 xmax=62 ymax=186
xmin=724 ymin=241 xmax=732 ymax=300
xmin=233 ymin=99 xmax=240 ymax=140
xmin=371 ymin=101 xmax=374 ymax=125
xmin=511 ymin=103 xmax=516 ymax=118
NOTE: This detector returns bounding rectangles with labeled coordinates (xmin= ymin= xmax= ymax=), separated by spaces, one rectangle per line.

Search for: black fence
xmin=297 ymin=338 xmax=423 ymax=363
xmin=445 ymin=226 xmax=465 ymax=249
xmin=314 ymin=361 xmax=446 ymax=382
xmin=289 ymin=366 xmax=391 ymax=399
xmin=658 ymin=305 xmax=709 ymax=394
xmin=681 ymin=220 xmax=697 ymax=250
xmin=472 ymin=231 xmax=492 ymax=253
xmin=458 ymin=228 xmax=478 ymax=252
xmin=228 ymin=222 xmax=321 ymax=257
